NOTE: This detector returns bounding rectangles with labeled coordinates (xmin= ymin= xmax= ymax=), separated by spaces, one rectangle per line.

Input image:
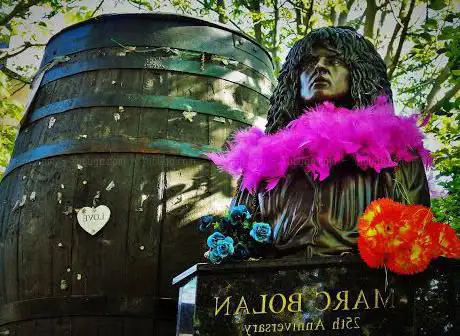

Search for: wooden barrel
xmin=0 ymin=13 xmax=275 ymax=335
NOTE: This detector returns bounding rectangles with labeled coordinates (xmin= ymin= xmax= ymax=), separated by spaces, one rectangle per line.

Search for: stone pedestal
xmin=173 ymin=256 xmax=459 ymax=336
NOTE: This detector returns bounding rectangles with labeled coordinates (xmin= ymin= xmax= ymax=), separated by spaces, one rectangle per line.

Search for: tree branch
xmin=0 ymin=0 xmax=43 ymax=27
xmin=329 ymin=7 xmax=337 ymax=26
xmin=338 ymin=0 xmax=355 ymax=26
xmin=90 ymin=0 xmax=105 ymax=18
xmin=249 ymin=0 xmax=262 ymax=43
xmin=0 ymin=42 xmax=46 ymax=63
xmin=195 ymin=0 xmax=246 ymax=34
xmin=424 ymin=82 xmax=460 ymax=115
xmin=216 ymin=0 xmax=227 ymax=24
xmin=384 ymin=0 xmax=406 ymax=66
xmin=11 ymin=82 xmax=27 ymax=96
xmin=272 ymin=0 xmax=280 ymax=73
xmin=424 ymin=66 xmax=451 ymax=109
xmin=387 ymin=0 xmax=404 ymax=27
xmin=364 ymin=0 xmax=377 ymax=38
xmin=303 ymin=0 xmax=314 ymax=32
xmin=392 ymin=53 xmax=442 ymax=79
xmin=1 ymin=67 xmax=32 ymax=84
xmin=387 ymin=0 xmax=416 ymax=79
xmin=376 ymin=0 xmax=390 ymax=10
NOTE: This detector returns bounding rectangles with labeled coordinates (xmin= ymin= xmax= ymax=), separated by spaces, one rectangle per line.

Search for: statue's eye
xmin=330 ymin=58 xmax=345 ymax=65
xmin=302 ymin=57 xmax=318 ymax=70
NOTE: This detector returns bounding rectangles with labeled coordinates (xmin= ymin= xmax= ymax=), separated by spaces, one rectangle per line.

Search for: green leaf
xmin=439 ymin=26 xmax=457 ymax=41
xmin=428 ymin=0 xmax=447 ymax=10
xmin=425 ymin=18 xmax=438 ymax=30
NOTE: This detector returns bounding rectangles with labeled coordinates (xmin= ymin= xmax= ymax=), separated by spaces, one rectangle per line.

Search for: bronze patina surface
xmin=232 ymin=27 xmax=430 ymax=257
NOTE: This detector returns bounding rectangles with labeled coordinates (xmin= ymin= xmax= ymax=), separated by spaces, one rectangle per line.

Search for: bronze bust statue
xmin=232 ymin=27 xmax=430 ymax=258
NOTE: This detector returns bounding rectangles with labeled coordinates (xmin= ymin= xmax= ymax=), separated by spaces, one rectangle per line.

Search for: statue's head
xmin=266 ymin=27 xmax=392 ymax=133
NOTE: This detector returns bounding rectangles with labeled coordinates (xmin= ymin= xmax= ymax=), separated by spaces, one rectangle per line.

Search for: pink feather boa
xmin=208 ymin=97 xmax=432 ymax=193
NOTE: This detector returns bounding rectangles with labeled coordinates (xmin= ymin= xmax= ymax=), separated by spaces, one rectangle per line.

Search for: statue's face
xmin=299 ymin=46 xmax=350 ymax=105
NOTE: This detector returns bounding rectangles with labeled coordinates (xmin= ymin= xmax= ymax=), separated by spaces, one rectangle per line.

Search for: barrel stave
xmin=125 ymin=154 xmax=166 ymax=297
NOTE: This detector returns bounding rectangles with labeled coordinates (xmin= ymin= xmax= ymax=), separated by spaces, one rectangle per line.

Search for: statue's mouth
xmin=310 ymin=76 xmax=330 ymax=88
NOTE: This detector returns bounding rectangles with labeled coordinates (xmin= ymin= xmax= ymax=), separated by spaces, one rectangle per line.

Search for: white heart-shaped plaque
xmin=77 ymin=205 xmax=111 ymax=235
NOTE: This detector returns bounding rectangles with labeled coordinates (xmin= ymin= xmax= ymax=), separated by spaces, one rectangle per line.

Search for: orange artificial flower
xmin=358 ymin=198 xmax=459 ymax=275
xmin=429 ymin=222 xmax=460 ymax=258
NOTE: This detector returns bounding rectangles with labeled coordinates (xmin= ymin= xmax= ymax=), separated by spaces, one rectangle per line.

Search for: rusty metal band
xmin=40 ymin=56 xmax=274 ymax=98
xmin=0 ymin=296 xmax=176 ymax=325
xmin=25 ymin=94 xmax=255 ymax=126
xmin=3 ymin=139 xmax=220 ymax=178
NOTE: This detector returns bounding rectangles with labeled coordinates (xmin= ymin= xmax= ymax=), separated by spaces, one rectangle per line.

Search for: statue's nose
xmin=316 ymin=56 xmax=329 ymax=69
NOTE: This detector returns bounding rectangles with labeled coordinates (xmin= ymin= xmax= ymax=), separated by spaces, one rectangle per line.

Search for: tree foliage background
xmin=0 ymin=0 xmax=459 ymax=226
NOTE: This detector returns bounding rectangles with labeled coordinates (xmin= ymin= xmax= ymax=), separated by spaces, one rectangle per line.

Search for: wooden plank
xmin=118 ymin=69 xmax=144 ymax=95
xmin=166 ymin=109 xmax=208 ymax=145
xmin=94 ymin=69 xmax=119 ymax=95
xmin=11 ymin=124 xmax=31 ymax=157
xmin=39 ymin=102 xmax=77 ymax=147
xmin=46 ymin=157 xmax=79 ymax=297
xmin=209 ymin=117 xmax=246 ymax=149
xmin=53 ymin=317 xmax=72 ymax=336
xmin=83 ymin=70 xmax=98 ymax=93
xmin=4 ymin=165 xmax=29 ymax=303
xmin=238 ymin=82 xmax=270 ymax=118
xmin=155 ymin=320 xmax=176 ymax=336
xmin=24 ymin=116 xmax=47 ymax=153
xmin=160 ymin=156 xmax=210 ymax=298
xmin=209 ymin=117 xmax=244 ymax=206
xmin=0 ymin=172 xmax=10 ymax=305
xmin=123 ymin=318 xmax=154 ymax=336
xmin=51 ymin=73 xmax=81 ymax=104
xmin=34 ymin=80 xmax=57 ymax=110
xmin=41 ymin=79 xmax=59 ymax=108
xmin=71 ymin=317 xmax=124 ymax=336
xmin=205 ymin=76 xmax=270 ymax=119
xmin=138 ymin=108 xmax=168 ymax=140
xmin=0 ymin=170 xmax=21 ymax=305
xmin=124 ymin=69 xmax=168 ymax=298
xmin=171 ymin=72 xmax=209 ymax=100
xmin=206 ymin=77 xmax=240 ymax=110
xmin=82 ymin=73 xmax=142 ymax=141
xmin=18 ymin=160 xmax=55 ymax=300
xmin=96 ymin=318 xmax=123 ymax=336
xmin=140 ymin=69 xmax=169 ymax=140
xmin=143 ymin=70 xmax=170 ymax=96
xmin=16 ymin=319 xmax=53 ymax=336
xmin=71 ymin=153 xmax=134 ymax=296
xmin=71 ymin=317 xmax=98 ymax=336
xmin=52 ymin=317 xmax=72 ymax=336
xmin=125 ymin=154 xmax=164 ymax=296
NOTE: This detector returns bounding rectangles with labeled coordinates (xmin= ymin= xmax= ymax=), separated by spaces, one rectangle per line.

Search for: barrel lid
xmin=43 ymin=12 xmax=274 ymax=73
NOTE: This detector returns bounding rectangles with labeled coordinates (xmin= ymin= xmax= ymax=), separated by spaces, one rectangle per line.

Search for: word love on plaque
xmin=77 ymin=205 xmax=111 ymax=235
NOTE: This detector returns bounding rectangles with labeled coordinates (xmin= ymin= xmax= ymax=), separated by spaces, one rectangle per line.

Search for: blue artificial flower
xmin=230 ymin=204 xmax=252 ymax=225
xmin=234 ymin=243 xmax=250 ymax=260
xmin=215 ymin=237 xmax=235 ymax=258
xmin=207 ymin=232 xmax=225 ymax=248
xmin=208 ymin=249 xmax=223 ymax=264
xmin=199 ymin=215 xmax=215 ymax=232
xmin=250 ymin=222 xmax=272 ymax=243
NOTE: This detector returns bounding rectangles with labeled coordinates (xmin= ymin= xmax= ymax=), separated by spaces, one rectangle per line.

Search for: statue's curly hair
xmin=266 ymin=26 xmax=393 ymax=133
